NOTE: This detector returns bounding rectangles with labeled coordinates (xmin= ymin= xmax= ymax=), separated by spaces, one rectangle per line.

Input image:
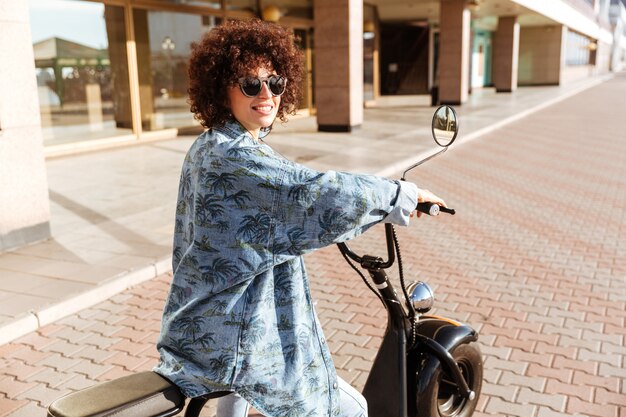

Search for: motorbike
xmin=337 ymin=106 xmax=483 ymax=417
xmin=46 ymin=105 xmax=482 ymax=417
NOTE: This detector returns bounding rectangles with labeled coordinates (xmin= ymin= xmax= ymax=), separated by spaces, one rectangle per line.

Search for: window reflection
xmin=294 ymin=28 xmax=313 ymax=110
xmin=29 ymin=0 xmax=132 ymax=146
xmin=225 ymin=0 xmax=258 ymax=14
xmin=566 ymin=30 xmax=592 ymax=66
xmin=261 ymin=0 xmax=312 ymax=20
xmin=134 ymin=10 xmax=220 ymax=131
xmin=158 ymin=0 xmax=221 ymax=8
xmin=28 ymin=0 xmax=312 ymax=146
xmin=363 ymin=4 xmax=376 ymax=103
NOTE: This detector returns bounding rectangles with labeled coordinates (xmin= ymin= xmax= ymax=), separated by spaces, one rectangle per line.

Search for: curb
xmin=0 ymin=257 xmax=173 ymax=346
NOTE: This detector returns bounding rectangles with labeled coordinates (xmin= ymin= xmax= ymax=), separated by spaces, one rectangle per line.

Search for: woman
xmin=155 ymin=19 xmax=446 ymax=417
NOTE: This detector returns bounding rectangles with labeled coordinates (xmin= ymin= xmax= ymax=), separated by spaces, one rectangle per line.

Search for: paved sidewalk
xmin=0 ymin=72 xmax=624 ymax=417
xmin=0 ymin=74 xmax=612 ymax=346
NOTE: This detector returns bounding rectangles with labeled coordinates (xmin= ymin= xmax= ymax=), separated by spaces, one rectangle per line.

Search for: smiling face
xmin=228 ymin=66 xmax=281 ymax=139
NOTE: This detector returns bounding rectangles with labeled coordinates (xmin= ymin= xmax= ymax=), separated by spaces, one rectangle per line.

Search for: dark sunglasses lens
xmin=268 ymin=76 xmax=286 ymax=96
xmin=241 ymin=78 xmax=262 ymax=97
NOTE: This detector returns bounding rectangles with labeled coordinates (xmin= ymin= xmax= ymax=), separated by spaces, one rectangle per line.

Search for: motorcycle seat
xmin=47 ymin=371 xmax=185 ymax=417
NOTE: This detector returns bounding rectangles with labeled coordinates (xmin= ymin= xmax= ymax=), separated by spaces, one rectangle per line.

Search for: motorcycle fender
xmin=415 ymin=315 xmax=478 ymax=351
xmin=409 ymin=315 xmax=478 ymax=401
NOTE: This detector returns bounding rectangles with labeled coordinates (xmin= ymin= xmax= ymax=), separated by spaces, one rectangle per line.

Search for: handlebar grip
xmin=439 ymin=206 xmax=456 ymax=215
xmin=416 ymin=203 xmax=456 ymax=216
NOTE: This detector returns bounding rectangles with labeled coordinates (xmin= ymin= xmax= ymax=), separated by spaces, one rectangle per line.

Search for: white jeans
xmin=216 ymin=377 xmax=368 ymax=417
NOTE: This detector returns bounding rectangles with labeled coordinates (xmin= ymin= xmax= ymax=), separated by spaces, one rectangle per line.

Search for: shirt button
xmin=321 ymin=338 xmax=326 ymax=344
xmin=333 ymin=382 xmax=338 ymax=389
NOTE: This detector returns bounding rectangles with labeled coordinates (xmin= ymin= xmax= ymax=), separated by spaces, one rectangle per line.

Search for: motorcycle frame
xmin=338 ymin=223 xmax=477 ymax=417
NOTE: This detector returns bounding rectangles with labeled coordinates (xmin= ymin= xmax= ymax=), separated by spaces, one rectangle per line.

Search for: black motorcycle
xmin=337 ymin=104 xmax=482 ymax=417
xmin=47 ymin=106 xmax=482 ymax=417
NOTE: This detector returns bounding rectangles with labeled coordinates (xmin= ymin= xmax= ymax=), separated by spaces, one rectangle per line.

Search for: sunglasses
xmin=237 ymin=75 xmax=287 ymax=98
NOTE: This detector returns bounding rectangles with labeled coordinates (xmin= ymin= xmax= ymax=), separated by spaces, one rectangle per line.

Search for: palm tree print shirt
xmin=155 ymin=121 xmax=418 ymax=416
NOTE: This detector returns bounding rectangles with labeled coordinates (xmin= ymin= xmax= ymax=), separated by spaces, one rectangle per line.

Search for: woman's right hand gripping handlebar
xmin=415 ymin=188 xmax=455 ymax=217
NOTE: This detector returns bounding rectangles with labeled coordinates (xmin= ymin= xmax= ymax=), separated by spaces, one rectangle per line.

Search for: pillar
xmin=0 ymin=1 xmax=51 ymax=251
xmin=493 ymin=16 xmax=520 ymax=92
xmin=132 ymin=9 xmax=157 ymax=130
xmin=104 ymin=5 xmax=132 ymax=129
xmin=314 ymin=0 xmax=363 ymax=132
xmin=439 ymin=0 xmax=471 ymax=105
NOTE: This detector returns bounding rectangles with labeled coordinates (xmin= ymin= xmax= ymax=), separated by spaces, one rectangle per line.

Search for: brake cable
xmin=390 ymin=225 xmax=418 ymax=348
xmin=339 ymin=226 xmax=420 ymax=348
xmin=339 ymin=248 xmax=386 ymax=307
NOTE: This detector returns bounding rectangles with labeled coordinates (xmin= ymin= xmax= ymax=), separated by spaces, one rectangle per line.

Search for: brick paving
xmin=1 ymin=74 xmax=625 ymax=416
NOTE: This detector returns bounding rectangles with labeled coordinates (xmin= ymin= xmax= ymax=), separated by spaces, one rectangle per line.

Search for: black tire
xmin=416 ymin=342 xmax=483 ymax=417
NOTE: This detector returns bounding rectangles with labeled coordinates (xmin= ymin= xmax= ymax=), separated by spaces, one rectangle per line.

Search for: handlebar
xmin=416 ymin=202 xmax=456 ymax=216
xmin=339 ymin=204 xmax=455 ymax=268
xmin=337 ymin=223 xmax=396 ymax=269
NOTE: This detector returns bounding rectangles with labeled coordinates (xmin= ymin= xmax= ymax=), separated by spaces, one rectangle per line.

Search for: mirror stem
xmin=401 ymin=147 xmax=448 ymax=181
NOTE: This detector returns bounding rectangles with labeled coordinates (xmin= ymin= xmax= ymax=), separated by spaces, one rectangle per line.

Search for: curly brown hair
xmin=188 ymin=19 xmax=304 ymax=129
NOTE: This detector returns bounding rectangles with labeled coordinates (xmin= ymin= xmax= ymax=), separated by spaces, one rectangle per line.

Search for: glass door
xmin=471 ymin=30 xmax=492 ymax=88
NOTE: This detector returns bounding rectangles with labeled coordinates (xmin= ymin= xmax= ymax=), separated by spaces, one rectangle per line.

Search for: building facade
xmin=1 ymin=0 xmax=625 ymax=252
xmin=609 ymin=0 xmax=626 ymax=70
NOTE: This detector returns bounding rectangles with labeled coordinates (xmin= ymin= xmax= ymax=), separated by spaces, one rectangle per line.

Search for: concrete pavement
xmin=0 ymin=72 xmax=625 ymax=416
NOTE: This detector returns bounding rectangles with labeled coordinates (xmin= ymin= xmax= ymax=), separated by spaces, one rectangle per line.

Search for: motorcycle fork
xmin=359 ymin=267 xmax=475 ymax=417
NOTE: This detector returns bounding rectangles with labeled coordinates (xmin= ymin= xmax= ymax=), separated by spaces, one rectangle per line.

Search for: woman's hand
xmin=415 ymin=189 xmax=447 ymax=218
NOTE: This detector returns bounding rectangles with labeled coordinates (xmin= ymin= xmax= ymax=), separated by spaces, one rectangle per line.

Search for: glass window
xmin=566 ymin=30 xmax=592 ymax=66
xmin=294 ymin=28 xmax=313 ymax=110
xmin=226 ymin=0 xmax=258 ymax=14
xmin=262 ymin=0 xmax=313 ymax=20
xmin=156 ymin=0 xmax=221 ymax=9
xmin=29 ymin=0 xmax=133 ymax=146
xmin=133 ymin=9 xmax=221 ymax=131
xmin=363 ymin=4 xmax=376 ymax=102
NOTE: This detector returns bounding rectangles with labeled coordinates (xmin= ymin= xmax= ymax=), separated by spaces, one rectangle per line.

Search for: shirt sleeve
xmin=219 ymin=143 xmax=418 ymax=257
xmin=383 ymin=180 xmax=419 ymax=226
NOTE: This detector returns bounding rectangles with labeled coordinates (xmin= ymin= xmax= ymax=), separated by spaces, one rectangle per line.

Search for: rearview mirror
xmin=401 ymin=105 xmax=459 ymax=180
xmin=431 ymin=105 xmax=458 ymax=147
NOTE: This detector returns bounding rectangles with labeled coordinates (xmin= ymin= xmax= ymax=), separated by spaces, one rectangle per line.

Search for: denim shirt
xmin=155 ymin=121 xmax=418 ymax=417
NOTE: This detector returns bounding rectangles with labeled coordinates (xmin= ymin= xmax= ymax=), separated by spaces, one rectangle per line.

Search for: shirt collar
xmin=213 ymin=119 xmax=255 ymax=142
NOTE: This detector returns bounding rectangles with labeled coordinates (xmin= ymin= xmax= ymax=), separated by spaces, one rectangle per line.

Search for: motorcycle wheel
xmin=416 ymin=342 xmax=483 ymax=417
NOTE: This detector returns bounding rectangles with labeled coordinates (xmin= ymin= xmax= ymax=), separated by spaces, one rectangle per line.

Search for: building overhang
xmin=368 ymin=0 xmax=612 ymax=43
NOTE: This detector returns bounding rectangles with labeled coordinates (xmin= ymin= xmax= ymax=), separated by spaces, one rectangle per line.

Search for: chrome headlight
xmin=406 ymin=281 xmax=434 ymax=313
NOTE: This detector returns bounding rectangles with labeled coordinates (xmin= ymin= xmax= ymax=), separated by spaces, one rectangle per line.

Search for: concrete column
xmin=493 ymin=16 xmax=520 ymax=93
xmin=0 ymin=1 xmax=51 ymax=251
xmin=314 ymin=0 xmax=363 ymax=131
xmin=439 ymin=0 xmax=471 ymax=105
xmin=558 ymin=25 xmax=568 ymax=85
